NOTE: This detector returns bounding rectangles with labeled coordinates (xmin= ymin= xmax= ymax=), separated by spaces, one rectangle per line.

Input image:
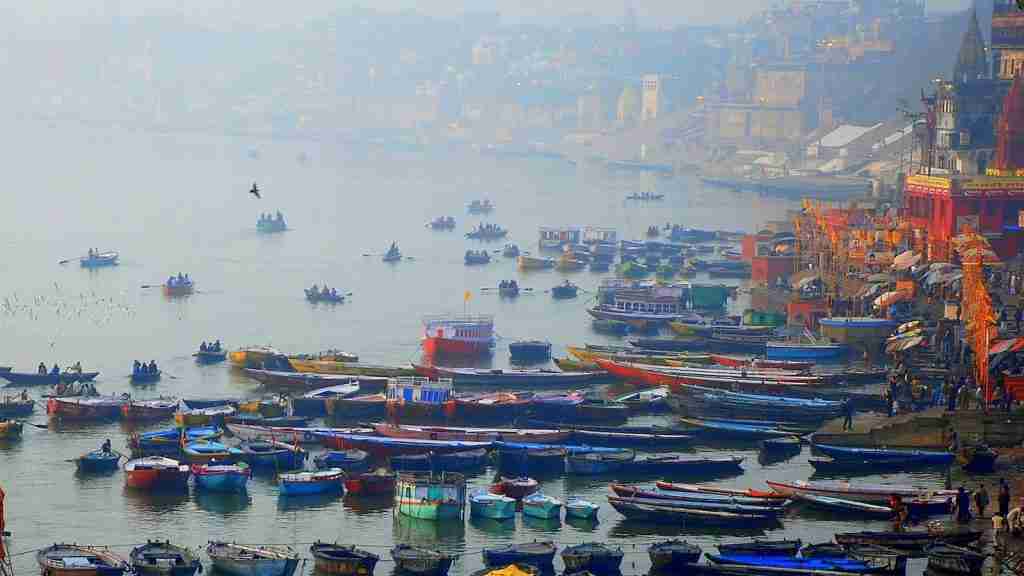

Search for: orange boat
xmin=124 ymin=457 xmax=190 ymax=490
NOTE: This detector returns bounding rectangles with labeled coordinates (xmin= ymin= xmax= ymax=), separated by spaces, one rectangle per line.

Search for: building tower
xmin=954 ymin=6 xmax=988 ymax=85
xmin=992 ymin=0 xmax=1024 ymax=80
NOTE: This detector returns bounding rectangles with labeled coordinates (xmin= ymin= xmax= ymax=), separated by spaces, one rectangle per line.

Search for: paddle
xmin=58 ymin=256 xmax=82 ymax=265
xmin=26 ymin=422 xmax=48 ymax=429
xmin=140 ymin=284 xmax=162 ymax=289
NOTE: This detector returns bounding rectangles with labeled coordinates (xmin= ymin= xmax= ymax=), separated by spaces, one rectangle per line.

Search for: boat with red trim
xmin=47 ymin=396 xmax=126 ymax=421
xmin=421 ymin=314 xmax=495 ymax=357
xmin=124 ymin=457 xmax=191 ymax=490
xmin=121 ymin=399 xmax=179 ymax=421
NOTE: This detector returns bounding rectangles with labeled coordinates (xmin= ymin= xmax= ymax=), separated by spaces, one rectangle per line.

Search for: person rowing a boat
xmin=37 ymin=362 xmax=46 ymax=375
xmin=200 ymin=342 xmax=208 ymax=352
xmin=101 ymin=439 xmax=111 ymax=454
xmin=133 ymin=360 xmax=141 ymax=375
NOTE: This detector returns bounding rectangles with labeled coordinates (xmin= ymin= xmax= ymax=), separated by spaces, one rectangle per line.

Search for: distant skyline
xmin=5 ymin=0 xmax=976 ymax=32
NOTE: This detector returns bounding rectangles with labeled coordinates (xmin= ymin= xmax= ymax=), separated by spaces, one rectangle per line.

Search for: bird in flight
xmin=249 ymin=183 xmax=261 ymax=199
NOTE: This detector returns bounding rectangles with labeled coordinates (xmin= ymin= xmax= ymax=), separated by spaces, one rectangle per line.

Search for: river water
xmin=0 ymin=122 xmax=941 ymax=575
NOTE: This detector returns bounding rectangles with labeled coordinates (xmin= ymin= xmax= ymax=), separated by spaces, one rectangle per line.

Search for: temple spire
xmin=953 ymin=5 xmax=987 ymax=84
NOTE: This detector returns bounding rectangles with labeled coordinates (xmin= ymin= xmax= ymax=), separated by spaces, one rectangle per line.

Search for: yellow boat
xmin=517 ymin=255 xmax=555 ymax=271
xmin=288 ymin=358 xmax=416 ymax=377
xmin=0 ymin=419 xmax=23 ymax=439
xmin=668 ymin=321 xmax=701 ymax=336
xmin=237 ymin=399 xmax=286 ymax=417
xmin=553 ymin=357 xmax=600 ymax=372
xmin=228 ymin=346 xmax=282 ymax=368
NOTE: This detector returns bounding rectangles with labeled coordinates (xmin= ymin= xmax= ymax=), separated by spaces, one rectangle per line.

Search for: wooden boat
xmin=414 ymin=364 xmax=604 ymax=387
xmin=327 ymin=394 xmax=387 ymax=420
xmin=467 ymin=199 xmax=494 ymax=213
xmin=813 ymin=444 xmax=955 ymax=467
xmin=373 ymin=423 xmax=568 ymax=444
xmin=429 ymin=216 xmax=456 ymax=230
xmin=572 ymin=428 xmax=691 ymax=448
xmin=278 ymin=469 xmax=345 ymax=496
xmin=610 ymin=485 xmax=786 ymax=507
xmin=305 ymin=288 xmax=345 ymax=304
xmin=309 ymin=543 xmax=379 ymax=576
xmin=130 ymin=370 xmax=162 ymax=384
xmin=75 ymin=450 xmax=121 ymax=473
xmin=482 ymin=542 xmax=556 ymax=570
xmin=808 ymin=457 xmax=941 ymax=475
xmin=465 ymin=250 xmax=492 ymax=265
xmin=206 ymin=542 xmax=299 ymax=576
xmin=717 ymin=540 xmax=802 ymax=556
xmin=710 ymin=354 xmax=813 ymax=371
xmin=226 ymin=423 xmax=343 ymax=445
xmin=390 ymin=545 xmax=452 ymax=576
xmin=124 ymin=457 xmax=191 ymax=490
xmin=394 ymin=472 xmax=466 ymax=520
xmin=191 ymin=463 xmax=250 ymax=492
xmin=591 ymin=318 xmax=630 ymax=335
xmin=517 ymin=255 xmax=555 ymax=270
xmin=608 ymin=495 xmax=783 ymax=517
xmin=245 ymin=369 xmax=361 ymax=391
xmin=655 ymin=481 xmax=785 ymax=500
xmin=706 ymin=553 xmax=900 ymax=575
xmin=228 ymin=346 xmax=283 ymax=369
xmin=833 ymin=530 xmax=982 ymax=551
xmin=959 ymin=445 xmax=998 ymax=474
xmin=470 ymin=491 xmax=517 ymax=520
xmin=766 ymin=341 xmax=844 ymax=360
xmin=226 ymin=414 xmax=310 ymax=429
xmin=433 ymin=448 xmax=488 ymax=472
xmin=609 ymin=496 xmax=780 ymax=525
xmin=288 ymin=359 xmax=415 ymax=378
xmin=761 ymin=436 xmax=802 ymax=454
xmin=290 ymin=383 xmax=360 ymax=417
xmin=613 ymin=386 xmax=670 ymax=413
xmin=679 ymin=417 xmax=796 ymax=439
xmin=565 ymin=496 xmax=600 ymax=520
xmin=565 ymin=449 xmax=635 ymax=475
xmin=238 ymin=440 xmax=307 ymax=470
xmin=121 ymin=399 xmax=178 ymax=421
xmin=792 ymin=493 xmax=893 ymax=518
xmin=163 ymin=279 xmax=194 ymax=297
xmin=561 ymin=543 xmax=623 ymax=576
xmin=47 ymin=396 xmax=125 ymax=421
xmin=37 ymin=544 xmax=128 ymax=576
xmin=508 ymin=340 xmax=550 ymax=362
xmin=129 ymin=426 xmax=220 ymax=455
xmin=183 ymin=398 xmax=238 ymax=409
xmin=343 ymin=470 xmax=396 ymax=496
xmin=0 ymin=420 xmax=23 ymax=440
xmin=314 ymin=450 xmax=371 ymax=472
xmin=766 ymin=480 xmax=957 ymax=505
xmin=130 ymin=541 xmax=201 ymax=576
xmin=926 ymin=544 xmax=986 ymax=576
xmin=316 ymin=433 xmax=491 ymax=456
xmin=453 ymin=392 xmax=532 ymax=425
xmin=522 ymin=492 xmax=562 ymax=520
xmin=0 ymin=397 xmax=35 ymax=418
xmin=80 ymin=251 xmax=120 ymax=268
xmin=466 ymin=224 xmax=507 ymax=240
xmin=0 ymin=370 xmax=98 ymax=386
xmin=496 ymin=446 xmax=567 ymax=476
xmin=174 ymin=405 xmax=235 ymax=427
xmin=649 ymin=540 xmax=701 ymax=573
xmin=490 ymin=476 xmax=539 ymax=499
xmin=632 ymin=455 xmax=744 ymax=476
xmin=551 ymin=281 xmax=579 ymax=299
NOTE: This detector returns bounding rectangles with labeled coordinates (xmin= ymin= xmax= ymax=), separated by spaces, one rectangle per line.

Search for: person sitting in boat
xmin=73 ymin=361 xmax=82 ymax=375
xmin=133 ymin=360 xmax=141 ymax=375
xmin=213 ymin=340 xmax=221 ymax=351
xmin=200 ymin=341 xmax=208 ymax=352
xmin=148 ymin=360 xmax=158 ymax=374
xmin=20 ymin=390 xmax=28 ymax=402
xmin=276 ymin=211 xmax=283 ymax=222
xmin=38 ymin=362 xmax=47 ymax=375
xmin=101 ymin=439 xmax=111 ymax=454
xmin=330 ymin=288 xmax=338 ymax=299
xmin=50 ymin=363 xmax=60 ymax=375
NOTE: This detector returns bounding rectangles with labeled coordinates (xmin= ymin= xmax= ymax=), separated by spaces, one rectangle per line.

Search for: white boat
xmin=206 ymin=543 xmax=298 ymax=576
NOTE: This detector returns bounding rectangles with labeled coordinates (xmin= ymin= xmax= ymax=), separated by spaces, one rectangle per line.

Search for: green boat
xmin=395 ymin=472 xmax=466 ymax=521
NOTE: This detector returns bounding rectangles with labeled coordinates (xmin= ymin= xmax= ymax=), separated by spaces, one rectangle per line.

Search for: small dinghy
xmin=206 ymin=543 xmax=298 ymax=576
xmin=391 ymin=545 xmax=453 ymax=576
xmin=130 ymin=541 xmax=201 ymax=576
xmin=309 ymin=543 xmax=379 ymax=576
xmin=482 ymin=542 xmax=556 ymax=571
xmin=37 ymin=544 xmax=129 ymax=576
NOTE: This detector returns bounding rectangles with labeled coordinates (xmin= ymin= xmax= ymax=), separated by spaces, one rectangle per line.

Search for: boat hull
xmin=193 ymin=470 xmax=249 ymax=493
xmin=310 ymin=545 xmax=379 ymax=576
xmin=470 ymin=498 xmax=517 ymax=520
xmin=210 ymin=557 xmax=298 ymax=576
xmin=422 ymin=337 xmax=491 ymax=357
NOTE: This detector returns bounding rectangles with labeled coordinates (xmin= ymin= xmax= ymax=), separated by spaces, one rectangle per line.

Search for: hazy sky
xmin=8 ymin=0 xmax=974 ymax=31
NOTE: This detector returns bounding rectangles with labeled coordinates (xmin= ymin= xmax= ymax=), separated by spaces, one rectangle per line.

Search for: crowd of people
xmin=259 ymin=211 xmax=285 ymax=225
xmin=307 ymin=284 xmax=341 ymax=301
xmin=37 ymin=362 xmax=84 ymax=376
xmin=132 ymin=360 xmax=159 ymax=376
xmin=166 ymin=273 xmax=191 ymax=288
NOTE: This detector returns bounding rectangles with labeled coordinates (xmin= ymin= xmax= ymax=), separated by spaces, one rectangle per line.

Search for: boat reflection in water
xmin=522 ymin=514 xmax=562 ymax=533
xmin=121 ymin=486 xmax=189 ymax=515
xmin=565 ymin=515 xmax=600 ymax=533
xmin=392 ymin=514 xmax=466 ymax=544
xmin=194 ymin=490 xmax=252 ymax=516
xmin=341 ymin=494 xmax=393 ymax=516
xmin=276 ymin=491 xmax=343 ymax=512
xmin=607 ymin=518 xmax=771 ymax=540
xmin=468 ymin=516 xmax=516 ymax=536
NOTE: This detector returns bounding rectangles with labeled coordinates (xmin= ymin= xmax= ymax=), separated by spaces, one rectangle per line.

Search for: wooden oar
xmin=26 ymin=422 xmax=48 ymax=429
xmin=58 ymin=256 xmax=82 ymax=265
xmin=140 ymin=284 xmax=162 ymax=289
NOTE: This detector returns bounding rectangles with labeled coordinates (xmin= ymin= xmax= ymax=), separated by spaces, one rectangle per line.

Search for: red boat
xmin=120 ymin=399 xmax=178 ymax=421
xmin=421 ymin=314 xmax=495 ymax=357
xmin=47 ymin=396 xmax=126 ymax=420
xmin=344 ymin=470 xmax=396 ymax=495
xmin=593 ymin=358 xmax=820 ymax=393
xmin=490 ymin=476 xmax=539 ymax=499
xmin=373 ymin=423 xmax=570 ymax=444
xmin=124 ymin=457 xmax=191 ymax=490
xmin=710 ymin=354 xmax=814 ymax=371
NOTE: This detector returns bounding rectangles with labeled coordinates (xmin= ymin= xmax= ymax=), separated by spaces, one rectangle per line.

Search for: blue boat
xmin=761 ymin=436 xmax=802 ymax=454
xmin=482 ymin=542 xmax=557 ymax=570
xmin=76 ymin=449 xmax=121 ymax=473
xmin=131 ymin=426 xmax=220 ymax=455
xmin=80 ymin=251 xmax=120 ymax=268
xmin=433 ymin=448 xmax=488 ymax=472
xmin=192 ymin=463 xmax=250 ymax=493
xmin=492 ymin=441 xmax=627 ymax=455
xmin=239 ymin=440 xmax=307 ymax=470
xmin=679 ymin=417 xmax=797 ymax=439
xmin=183 ymin=441 xmax=245 ymax=464
xmin=313 ymin=450 xmax=371 ymax=472
xmin=813 ymin=444 xmax=955 ymax=467
xmin=469 ymin=491 xmax=516 ymax=520
xmin=313 ymin=432 xmax=492 ymax=455
xmin=766 ymin=341 xmax=844 ymax=360
xmin=708 ymin=553 xmax=899 ymax=575
xmin=566 ymin=449 xmax=635 ymax=475
xmin=565 ymin=497 xmax=600 ymax=520
xmin=632 ymin=455 xmax=745 ymax=476
xmin=496 ymin=446 xmax=567 ymax=476
xmin=390 ymin=453 xmax=432 ymax=472
xmin=279 ymin=469 xmax=345 ymax=496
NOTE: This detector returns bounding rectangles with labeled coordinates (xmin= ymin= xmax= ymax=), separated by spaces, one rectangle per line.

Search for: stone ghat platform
xmin=814 ymin=408 xmax=1024 ymax=449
